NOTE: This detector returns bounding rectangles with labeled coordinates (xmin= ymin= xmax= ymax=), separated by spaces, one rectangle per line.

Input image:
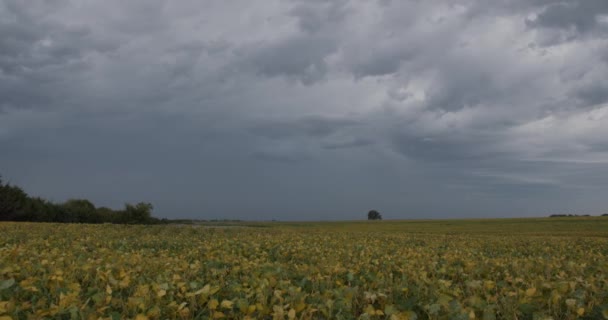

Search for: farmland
xmin=1 ymin=218 xmax=608 ymax=319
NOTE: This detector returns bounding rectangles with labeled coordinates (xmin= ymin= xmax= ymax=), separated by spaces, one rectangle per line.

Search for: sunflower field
xmin=1 ymin=219 xmax=607 ymax=319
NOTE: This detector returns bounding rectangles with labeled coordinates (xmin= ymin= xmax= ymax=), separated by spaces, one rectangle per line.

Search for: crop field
xmin=1 ymin=218 xmax=608 ymax=320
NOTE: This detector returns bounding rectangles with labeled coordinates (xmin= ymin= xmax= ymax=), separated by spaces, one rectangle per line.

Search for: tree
xmin=122 ymin=202 xmax=154 ymax=224
xmin=0 ymin=173 xmax=158 ymax=224
xmin=21 ymin=197 xmax=62 ymax=222
xmin=96 ymin=207 xmax=116 ymax=223
xmin=0 ymin=176 xmax=29 ymax=221
xmin=61 ymin=199 xmax=98 ymax=223
xmin=368 ymin=210 xmax=382 ymax=220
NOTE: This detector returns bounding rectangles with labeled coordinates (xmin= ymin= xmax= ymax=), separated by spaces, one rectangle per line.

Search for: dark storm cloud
xmin=322 ymin=138 xmax=373 ymax=150
xmin=576 ymin=83 xmax=608 ymax=107
xmin=390 ymin=131 xmax=500 ymax=163
xmin=289 ymin=0 xmax=350 ymax=34
xmin=250 ymin=150 xmax=309 ymax=164
xmin=2 ymin=0 xmax=608 ymax=219
xmin=526 ymin=0 xmax=608 ymax=34
xmin=350 ymin=43 xmax=414 ymax=78
xmin=248 ymin=116 xmax=359 ymax=139
xmin=243 ymin=34 xmax=337 ymax=84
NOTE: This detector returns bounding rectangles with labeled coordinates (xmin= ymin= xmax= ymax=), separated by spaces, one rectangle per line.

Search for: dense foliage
xmin=368 ymin=210 xmax=382 ymax=220
xmin=1 ymin=220 xmax=607 ymax=320
xmin=0 ymin=176 xmax=160 ymax=224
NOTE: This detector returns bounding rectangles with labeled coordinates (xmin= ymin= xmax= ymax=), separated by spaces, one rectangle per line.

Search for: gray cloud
xmin=248 ymin=116 xmax=359 ymax=139
xmin=576 ymin=83 xmax=608 ymax=107
xmin=243 ymin=34 xmax=337 ymax=84
xmin=1 ymin=0 xmax=608 ymax=219
xmin=322 ymin=138 xmax=373 ymax=150
xmin=289 ymin=0 xmax=350 ymax=34
xmin=527 ymin=0 xmax=608 ymax=33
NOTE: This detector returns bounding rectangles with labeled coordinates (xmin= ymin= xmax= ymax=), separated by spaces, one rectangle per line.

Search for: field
xmin=1 ymin=218 xmax=608 ymax=320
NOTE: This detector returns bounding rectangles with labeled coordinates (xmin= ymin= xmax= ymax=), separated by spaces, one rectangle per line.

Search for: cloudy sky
xmin=1 ymin=0 xmax=608 ymax=220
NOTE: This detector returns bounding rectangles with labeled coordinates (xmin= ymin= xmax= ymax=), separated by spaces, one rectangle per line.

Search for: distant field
xmin=198 ymin=216 xmax=608 ymax=237
xmin=1 ymin=218 xmax=607 ymax=319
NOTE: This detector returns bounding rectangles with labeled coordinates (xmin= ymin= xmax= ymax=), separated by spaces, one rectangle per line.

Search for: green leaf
xmin=384 ymin=304 xmax=397 ymax=315
xmin=483 ymin=307 xmax=496 ymax=320
xmin=427 ymin=304 xmax=441 ymax=315
xmin=0 ymin=279 xmax=15 ymax=290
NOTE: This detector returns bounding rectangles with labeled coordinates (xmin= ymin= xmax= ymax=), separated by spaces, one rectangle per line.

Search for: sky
xmin=1 ymin=0 xmax=608 ymax=220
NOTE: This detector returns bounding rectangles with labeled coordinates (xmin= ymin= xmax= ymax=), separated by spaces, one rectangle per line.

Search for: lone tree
xmin=368 ymin=210 xmax=382 ymax=220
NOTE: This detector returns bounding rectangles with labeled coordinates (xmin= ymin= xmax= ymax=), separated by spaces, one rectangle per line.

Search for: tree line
xmin=0 ymin=175 xmax=165 ymax=224
xmin=549 ymin=214 xmax=608 ymax=218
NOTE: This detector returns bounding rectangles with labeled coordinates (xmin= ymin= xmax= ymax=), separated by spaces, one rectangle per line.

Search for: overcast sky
xmin=1 ymin=0 xmax=608 ymax=220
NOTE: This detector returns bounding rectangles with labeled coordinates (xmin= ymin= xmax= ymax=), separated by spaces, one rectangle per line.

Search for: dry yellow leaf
xmin=208 ymin=299 xmax=219 ymax=310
